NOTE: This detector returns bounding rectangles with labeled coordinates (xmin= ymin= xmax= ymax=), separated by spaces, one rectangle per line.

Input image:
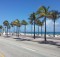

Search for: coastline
xmin=1 ymin=32 xmax=60 ymax=38
xmin=20 ymin=33 xmax=60 ymax=37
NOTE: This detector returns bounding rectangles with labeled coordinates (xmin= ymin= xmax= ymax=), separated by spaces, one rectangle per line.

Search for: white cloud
xmin=46 ymin=20 xmax=53 ymax=25
xmin=44 ymin=20 xmax=60 ymax=32
xmin=46 ymin=20 xmax=60 ymax=27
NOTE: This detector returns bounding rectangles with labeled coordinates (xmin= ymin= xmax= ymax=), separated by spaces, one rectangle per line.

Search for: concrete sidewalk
xmin=0 ymin=36 xmax=60 ymax=57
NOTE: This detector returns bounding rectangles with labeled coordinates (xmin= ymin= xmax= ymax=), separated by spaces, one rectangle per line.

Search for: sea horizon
xmin=1 ymin=31 xmax=60 ymax=35
xmin=21 ymin=32 xmax=60 ymax=35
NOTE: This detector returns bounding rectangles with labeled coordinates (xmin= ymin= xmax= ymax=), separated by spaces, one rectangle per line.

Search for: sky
xmin=0 ymin=0 xmax=60 ymax=32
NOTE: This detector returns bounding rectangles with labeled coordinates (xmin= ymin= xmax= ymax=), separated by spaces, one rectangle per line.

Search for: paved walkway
xmin=0 ymin=35 xmax=60 ymax=57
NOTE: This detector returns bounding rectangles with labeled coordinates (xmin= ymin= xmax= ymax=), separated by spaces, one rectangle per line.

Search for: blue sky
xmin=0 ymin=0 xmax=60 ymax=32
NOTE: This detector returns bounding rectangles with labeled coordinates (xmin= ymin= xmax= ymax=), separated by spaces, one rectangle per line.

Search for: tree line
xmin=0 ymin=6 xmax=60 ymax=42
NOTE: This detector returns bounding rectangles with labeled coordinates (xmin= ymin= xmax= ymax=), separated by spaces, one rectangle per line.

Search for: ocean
xmin=22 ymin=32 xmax=60 ymax=35
xmin=0 ymin=30 xmax=60 ymax=35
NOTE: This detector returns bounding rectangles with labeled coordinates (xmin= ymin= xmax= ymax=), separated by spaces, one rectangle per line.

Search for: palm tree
xmin=12 ymin=20 xmax=17 ymax=35
xmin=36 ymin=20 xmax=44 ymax=36
xmin=37 ymin=24 xmax=40 ymax=36
xmin=36 ymin=6 xmax=49 ymax=42
xmin=29 ymin=17 xmax=33 ymax=35
xmin=36 ymin=19 xmax=41 ymax=35
xmin=13 ymin=19 xmax=21 ymax=37
xmin=48 ymin=10 xmax=60 ymax=37
xmin=3 ymin=20 xmax=9 ymax=36
xmin=30 ymin=22 xmax=33 ymax=36
xmin=21 ymin=20 xmax=28 ymax=35
xmin=29 ymin=13 xmax=37 ymax=39
xmin=10 ymin=22 xmax=14 ymax=35
xmin=16 ymin=20 xmax=21 ymax=37
xmin=0 ymin=25 xmax=3 ymax=30
xmin=40 ymin=22 xmax=44 ymax=36
xmin=8 ymin=24 xmax=11 ymax=34
xmin=11 ymin=21 xmax=17 ymax=34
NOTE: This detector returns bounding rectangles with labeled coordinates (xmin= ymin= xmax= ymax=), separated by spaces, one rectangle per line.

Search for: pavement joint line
xmin=0 ymin=52 xmax=5 ymax=57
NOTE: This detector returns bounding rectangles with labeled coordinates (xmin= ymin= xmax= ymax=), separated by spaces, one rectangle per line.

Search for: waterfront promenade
xmin=0 ymin=34 xmax=60 ymax=57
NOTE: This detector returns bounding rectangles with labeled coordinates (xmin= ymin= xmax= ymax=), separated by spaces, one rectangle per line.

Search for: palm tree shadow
xmin=46 ymin=37 xmax=60 ymax=40
xmin=3 ymin=36 xmax=11 ymax=38
xmin=38 ymin=41 xmax=60 ymax=48
xmin=32 ymin=36 xmax=42 ymax=38
xmin=13 ymin=37 xmax=32 ymax=41
xmin=13 ymin=37 xmax=60 ymax=48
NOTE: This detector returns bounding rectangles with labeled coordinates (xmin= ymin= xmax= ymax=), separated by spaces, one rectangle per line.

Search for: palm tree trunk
xmin=4 ymin=27 xmax=6 ymax=35
xmin=31 ymin=24 xmax=32 ymax=35
xmin=7 ymin=26 xmax=8 ymax=36
xmin=0 ymin=29 xmax=1 ymax=36
xmin=41 ymin=26 xmax=42 ymax=36
xmin=17 ymin=27 xmax=20 ymax=37
xmin=14 ymin=26 xmax=16 ymax=35
xmin=34 ymin=20 xmax=35 ymax=39
xmin=53 ymin=20 xmax=55 ymax=37
xmin=14 ymin=26 xmax=16 ymax=36
xmin=9 ymin=28 xmax=10 ymax=34
xmin=19 ymin=28 xmax=21 ymax=35
xmin=12 ymin=27 xmax=13 ymax=36
xmin=14 ymin=26 xmax=15 ymax=33
xmin=16 ymin=26 xmax=18 ymax=36
xmin=38 ymin=25 xmax=39 ymax=35
xmin=44 ymin=17 xmax=47 ymax=42
xmin=25 ymin=25 xmax=26 ymax=35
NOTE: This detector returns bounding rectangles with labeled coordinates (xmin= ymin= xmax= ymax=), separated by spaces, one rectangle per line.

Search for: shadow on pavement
xmin=37 ymin=41 xmax=60 ymax=48
xmin=32 ymin=36 xmax=42 ymax=38
xmin=45 ymin=37 xmax=60 ymax=40
xmin=13 ymin=37 xmax=60 ymax=48
xmin=13 ymin=38 xmax=32 ymax=41
xmin=3 ymin=36 xmax=11 ymax=38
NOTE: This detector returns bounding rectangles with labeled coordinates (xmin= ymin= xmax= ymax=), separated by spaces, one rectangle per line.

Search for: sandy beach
xmin=19 ymin=33 xmax=60 ymax=38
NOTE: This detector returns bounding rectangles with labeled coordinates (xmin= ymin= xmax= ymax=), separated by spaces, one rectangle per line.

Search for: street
xmin=0 ymin=36 xmax=60 ymax=57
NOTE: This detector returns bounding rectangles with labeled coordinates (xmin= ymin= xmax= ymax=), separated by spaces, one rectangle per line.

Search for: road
xmin=0 ymin=36 xmax=60 ymax=57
